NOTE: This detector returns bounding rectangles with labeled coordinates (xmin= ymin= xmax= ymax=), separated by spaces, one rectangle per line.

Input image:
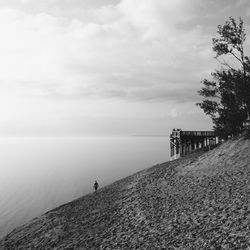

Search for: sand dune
xmin=1 ymin=135 xmax=249 ymax=249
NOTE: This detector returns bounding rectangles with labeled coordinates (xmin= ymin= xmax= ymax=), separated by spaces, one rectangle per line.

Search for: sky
xmin=0 ymin=0 xmax=250 ymax=136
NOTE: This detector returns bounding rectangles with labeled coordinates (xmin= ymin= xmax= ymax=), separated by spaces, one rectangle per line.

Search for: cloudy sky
xmin=0 ymin=0 xmax=250 ymax=136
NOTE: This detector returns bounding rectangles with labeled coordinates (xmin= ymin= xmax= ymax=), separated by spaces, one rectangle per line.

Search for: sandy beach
xmin=0 ymin=135 xmax=249 ymax=249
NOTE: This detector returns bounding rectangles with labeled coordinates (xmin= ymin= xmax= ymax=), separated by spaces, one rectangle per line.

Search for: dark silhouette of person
xmin=94 ymin=180 xmax=99 ymax=192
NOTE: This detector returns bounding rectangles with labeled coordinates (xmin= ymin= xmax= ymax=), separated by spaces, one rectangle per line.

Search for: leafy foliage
xmin=213 ymin=17 xmax=246 ymax=61
xmin=197 ymin=17 xmax=250 ymax=138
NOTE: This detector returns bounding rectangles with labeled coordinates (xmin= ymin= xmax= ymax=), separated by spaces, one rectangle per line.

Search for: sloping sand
xmin=0 ymin=136 xmax=249 ymax=249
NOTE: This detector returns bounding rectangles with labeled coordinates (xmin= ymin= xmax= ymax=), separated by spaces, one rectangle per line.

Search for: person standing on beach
xmin=94 ymin=180 xmax=99 ymax=192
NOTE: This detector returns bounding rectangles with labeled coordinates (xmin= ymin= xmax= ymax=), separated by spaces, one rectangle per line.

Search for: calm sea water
xmin=0 ymin=136 xmax=169 ymax=238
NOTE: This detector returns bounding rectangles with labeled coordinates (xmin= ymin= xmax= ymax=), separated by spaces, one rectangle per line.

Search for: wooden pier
xmin=170 ymin=129 xmax=219 ymax=161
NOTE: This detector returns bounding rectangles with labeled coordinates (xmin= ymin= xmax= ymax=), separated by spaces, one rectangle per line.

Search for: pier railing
xmin=170 ymin=129 xmax=219 ymax=161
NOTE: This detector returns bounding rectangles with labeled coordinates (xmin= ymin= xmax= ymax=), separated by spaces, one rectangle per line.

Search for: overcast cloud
xmin=0 ymin=0 xmax=249 ymax=135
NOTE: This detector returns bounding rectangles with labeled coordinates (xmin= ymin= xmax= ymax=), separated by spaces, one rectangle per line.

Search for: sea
xmin=0 ymin=135 xmax=169 ymax=238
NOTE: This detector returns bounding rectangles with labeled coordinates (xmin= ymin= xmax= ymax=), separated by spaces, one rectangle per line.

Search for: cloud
xmin=2 ymin=0 xmax=249 ymax=136
xmin=0 ymin=0 xmax=248 ymax=106
xmin=20 ymin=0 xmax=31 ymax=4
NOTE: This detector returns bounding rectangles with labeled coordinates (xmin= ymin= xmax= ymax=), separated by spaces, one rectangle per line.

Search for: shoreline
xmin=1 ymin=136 xmax=249 ymax=249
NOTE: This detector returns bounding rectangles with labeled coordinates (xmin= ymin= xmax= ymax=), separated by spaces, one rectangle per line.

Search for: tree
xmin=197 ymin=17 xmax=250 ymax=138
xmin=213 ymin=17 xmax=250 ymax=114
